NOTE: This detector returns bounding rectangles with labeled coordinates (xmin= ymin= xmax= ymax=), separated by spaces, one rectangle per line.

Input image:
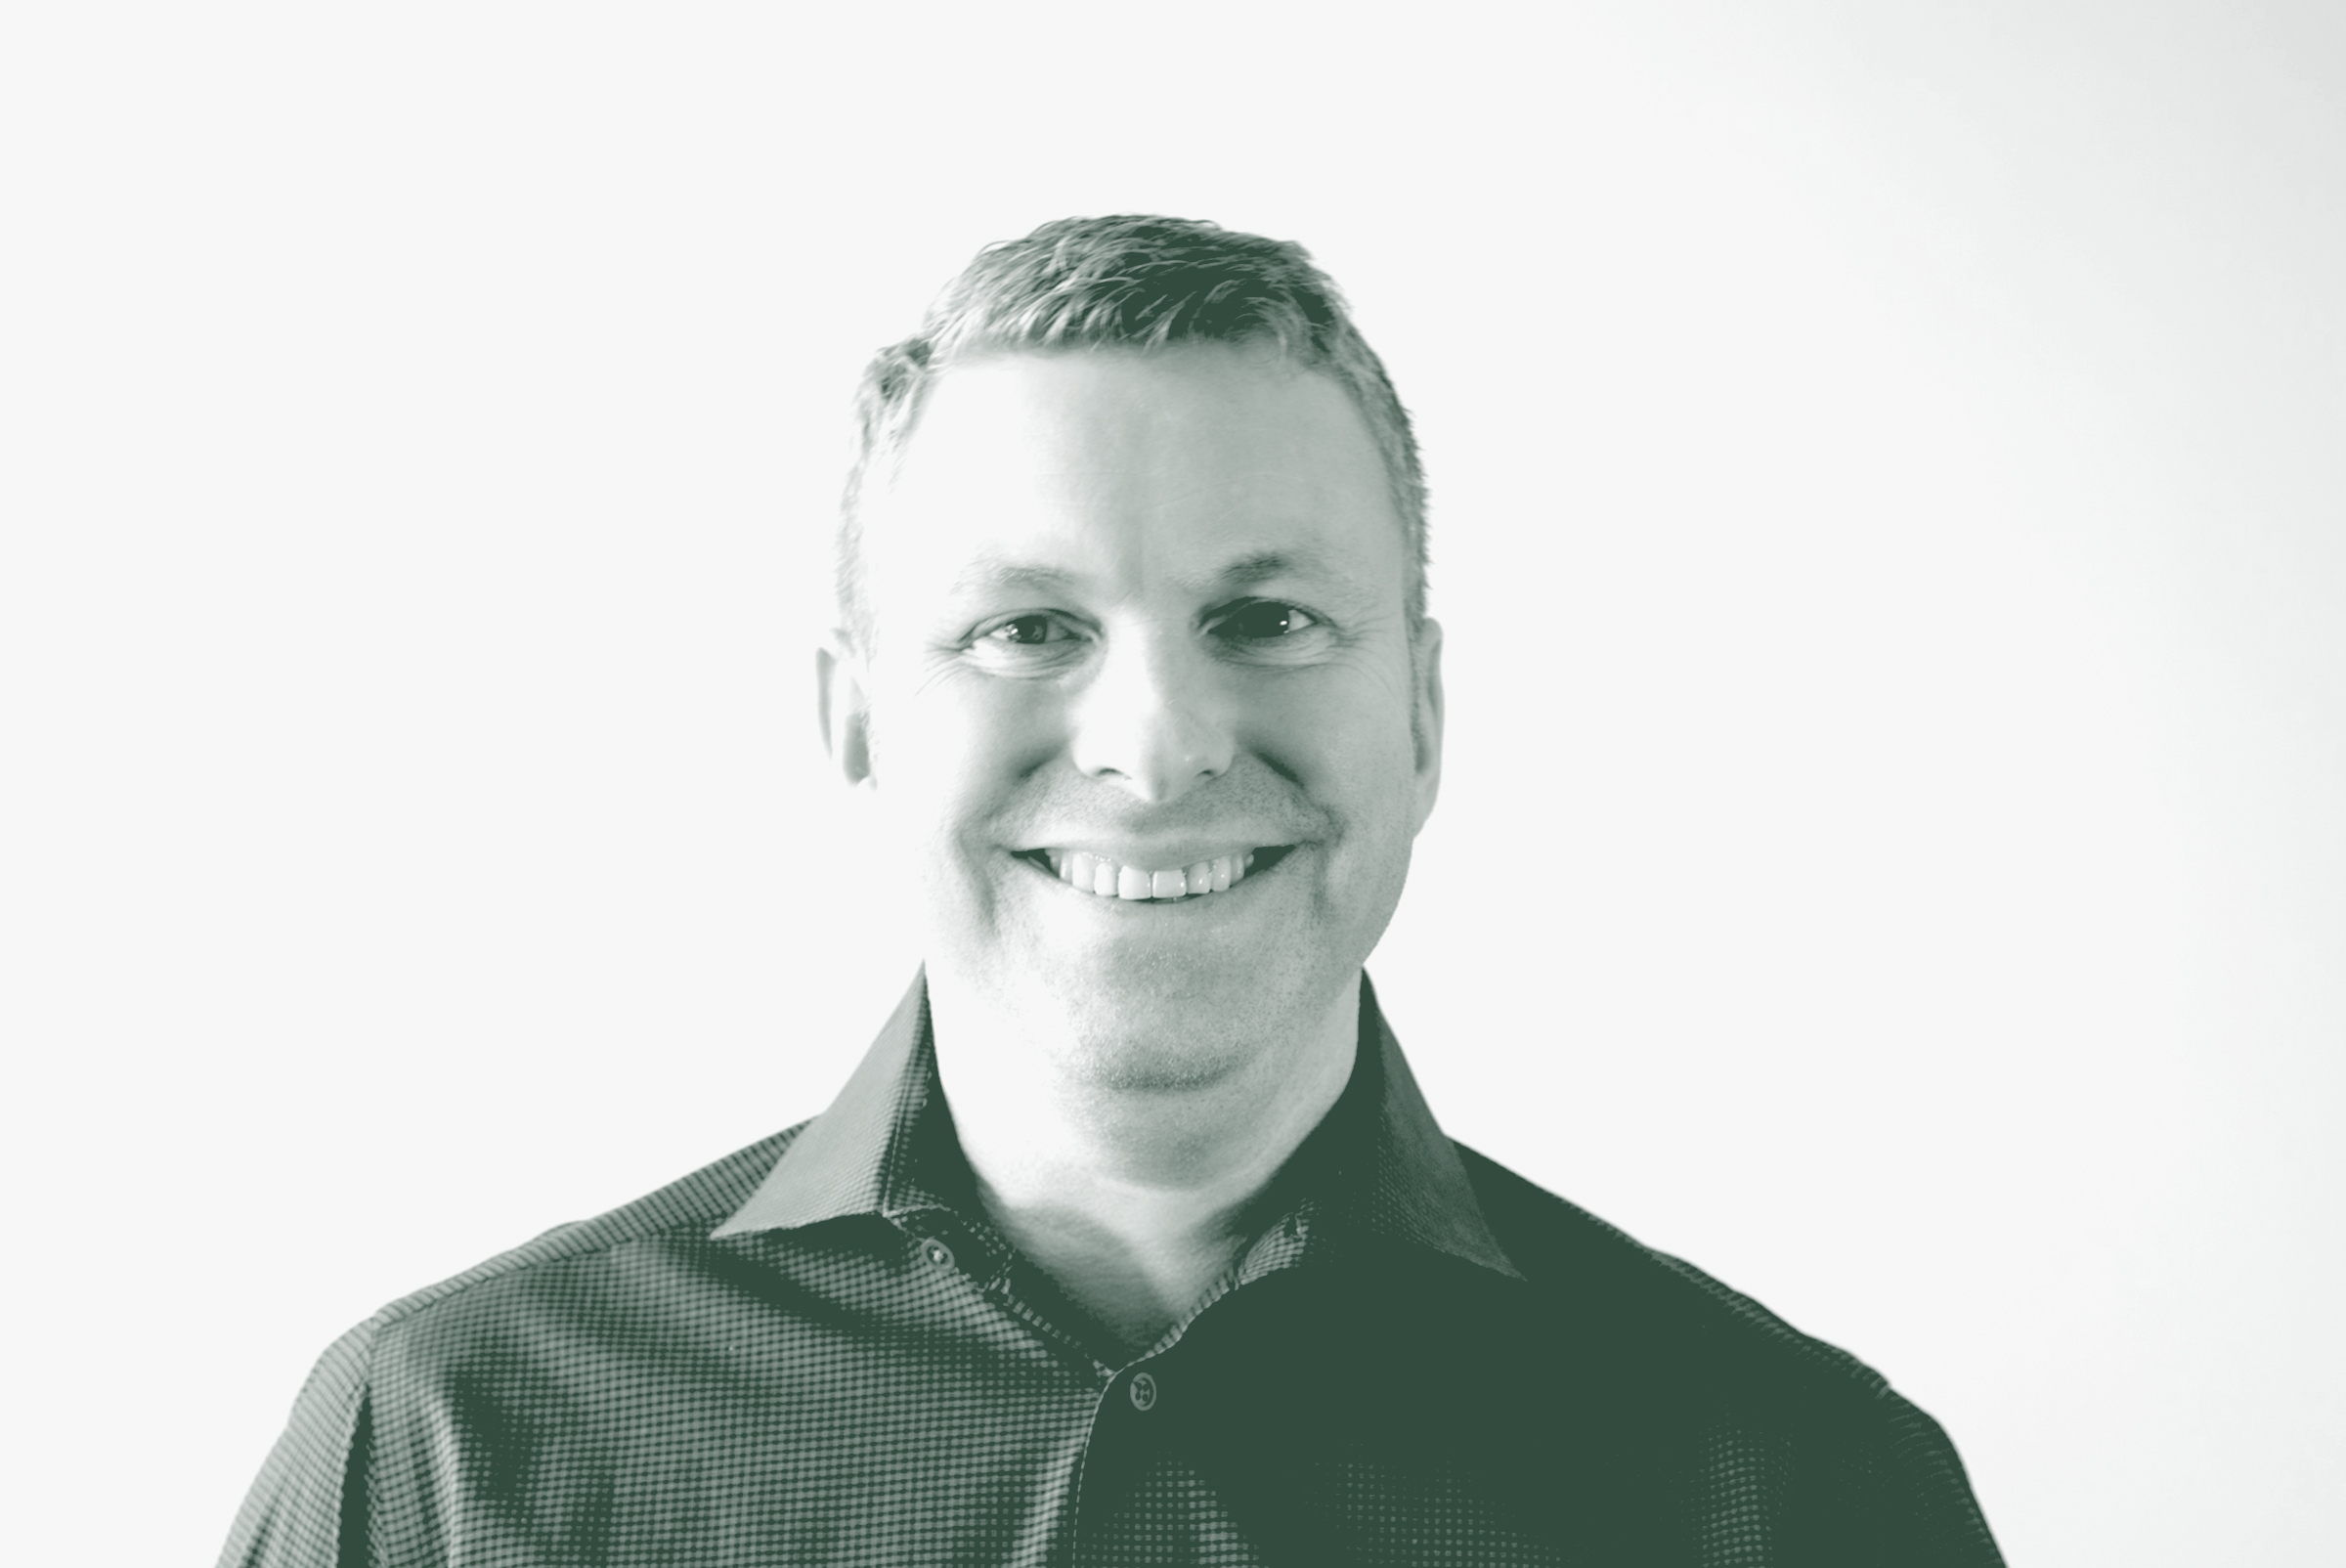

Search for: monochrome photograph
xmin=4 ymin=4 xmax=2339 ymax=1563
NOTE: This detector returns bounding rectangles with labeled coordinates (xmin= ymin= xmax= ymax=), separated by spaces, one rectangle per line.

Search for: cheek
xmin=874 ymin=681 xmax=1061 ymax=842
xmin=1251 ymin=668 xmax=1418 ymax=793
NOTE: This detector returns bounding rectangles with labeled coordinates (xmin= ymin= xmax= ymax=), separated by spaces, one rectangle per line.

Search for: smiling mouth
xmin=1018 ymin=846 xmax=1295 ymax=901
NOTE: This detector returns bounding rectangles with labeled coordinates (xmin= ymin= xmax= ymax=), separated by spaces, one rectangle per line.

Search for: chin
xmin=1014 ymin=936 xmax=1343 ymax=1094
xmin=920 ymin=841 xmax=1411 ymax=1090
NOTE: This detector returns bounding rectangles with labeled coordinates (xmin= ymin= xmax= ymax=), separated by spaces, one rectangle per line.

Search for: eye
xmin=983 ymin=614 xmax=1074 ymax=647
xmin=964 ymin=612 xmax=1088 ymax=671
xmin=1215 ymin=601 xmax=1320 ymax=640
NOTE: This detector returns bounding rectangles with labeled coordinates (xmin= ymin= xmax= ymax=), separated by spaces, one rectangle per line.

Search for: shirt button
xmin=921 ymin=1239 xmax=955 ymax=1270
xmin=1128 ymin=1371 xmax=1158 ymax=1412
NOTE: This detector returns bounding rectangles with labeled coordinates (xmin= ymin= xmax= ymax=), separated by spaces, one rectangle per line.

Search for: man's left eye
xmin=1217 ymin=602 xmax=1319 ymax=639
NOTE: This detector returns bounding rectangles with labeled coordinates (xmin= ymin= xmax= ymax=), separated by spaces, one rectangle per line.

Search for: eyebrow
xmin=950 ymin=546 xmax=1343 ymax=597
xmin=1208 ymin=548 xmax=1335 ymax=589
xmin=950 ymin=556 xmax=1079 ymax=595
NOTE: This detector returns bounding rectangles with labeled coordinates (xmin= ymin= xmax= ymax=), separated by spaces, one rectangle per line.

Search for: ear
xmin=815 ymin=632 xmax=876 ymax=789
xmin=1409 ymin=617 xmax=1445 ymax=834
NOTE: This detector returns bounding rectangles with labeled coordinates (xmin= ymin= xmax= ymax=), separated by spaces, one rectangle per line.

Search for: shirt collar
xmin=711 ymin=972 xmax=937 ymax=1237
xmin=713 ymin=970 xmax=1523 ymax=1283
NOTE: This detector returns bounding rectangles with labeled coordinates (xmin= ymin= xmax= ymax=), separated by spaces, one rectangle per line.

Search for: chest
xmin=369 ymin=1250 xmax=1732 ymax=1567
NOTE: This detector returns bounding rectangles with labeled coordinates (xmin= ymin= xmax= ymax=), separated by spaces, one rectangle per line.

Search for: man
xmin=223 ymin=217 xmax=2004 ymax=1566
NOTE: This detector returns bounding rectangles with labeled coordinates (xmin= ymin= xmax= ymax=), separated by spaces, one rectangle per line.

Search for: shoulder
xmin=1452 ymin=1141 xmax=1890 ymax=1405
xmin=218 ymin=1125 xmax=811 ymax=1567
xmin=362 ymin=1121 xmax=809 ymax=1344
xmin=1453 ymin=1144 xmax=2004 ymax=1561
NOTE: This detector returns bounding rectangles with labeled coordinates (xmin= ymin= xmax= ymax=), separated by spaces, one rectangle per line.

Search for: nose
xmin=1067 ymin=626 xmax=1234 ymax=803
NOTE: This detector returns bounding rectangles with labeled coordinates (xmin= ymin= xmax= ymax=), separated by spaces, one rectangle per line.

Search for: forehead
xmin=862 ymin=346 xmax=1401 ymax=611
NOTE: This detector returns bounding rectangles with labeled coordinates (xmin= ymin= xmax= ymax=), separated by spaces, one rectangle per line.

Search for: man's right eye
xmin=985 ymin=615 xmax=1064 ymax=646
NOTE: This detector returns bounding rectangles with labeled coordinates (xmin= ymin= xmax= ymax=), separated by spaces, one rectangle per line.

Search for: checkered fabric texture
xmin=222 ymin=976 xmax=2004 ymax=1566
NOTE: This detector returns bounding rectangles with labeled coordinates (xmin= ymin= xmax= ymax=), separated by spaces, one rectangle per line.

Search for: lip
xmin=1024 ymin=841 xmax=1268 ymax=868
xmin=1012 ymin=844 xmax=1298 ymax=893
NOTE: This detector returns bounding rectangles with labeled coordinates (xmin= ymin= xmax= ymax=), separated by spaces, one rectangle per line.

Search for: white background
xmin=6 ymin=3 xmax=2340 ymax=1562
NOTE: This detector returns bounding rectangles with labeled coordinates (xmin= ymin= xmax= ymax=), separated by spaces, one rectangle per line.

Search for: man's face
xmin=833 ymin=344 xmax=1442 ymax=1088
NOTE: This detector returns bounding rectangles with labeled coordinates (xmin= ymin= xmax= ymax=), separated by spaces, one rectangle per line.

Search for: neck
xmin=929 ymin=970 xmax=1361 ymax=1358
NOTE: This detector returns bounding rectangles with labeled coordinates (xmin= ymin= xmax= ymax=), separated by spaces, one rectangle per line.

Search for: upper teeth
xmin=1044 ymin=849 xmax=1256 ymax=900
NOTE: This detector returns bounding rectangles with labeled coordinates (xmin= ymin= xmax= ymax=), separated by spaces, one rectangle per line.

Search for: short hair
xmin=838 ymin=215 xmax=1428 ymax=650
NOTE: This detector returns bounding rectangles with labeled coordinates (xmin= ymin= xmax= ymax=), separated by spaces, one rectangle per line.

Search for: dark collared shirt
xmin=223 ymin=976 xmax=2003 ymax=1566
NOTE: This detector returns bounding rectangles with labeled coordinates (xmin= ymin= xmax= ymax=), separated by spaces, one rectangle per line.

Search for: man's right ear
xmin=814 ymin=633 xmax=876 ymax=789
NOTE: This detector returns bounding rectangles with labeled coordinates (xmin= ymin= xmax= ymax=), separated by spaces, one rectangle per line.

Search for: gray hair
xmin=838 ymin=215 xmax=1428 ymax=649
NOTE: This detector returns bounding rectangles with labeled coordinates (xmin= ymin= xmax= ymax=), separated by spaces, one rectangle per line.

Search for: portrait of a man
xmin=217 ymin=217 xmax=2004 ymax=1566
xmin=10 ymin=6 xmax=2340 ymax=1566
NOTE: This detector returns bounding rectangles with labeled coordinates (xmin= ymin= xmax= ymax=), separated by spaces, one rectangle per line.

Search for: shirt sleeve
xmin=1860 ymin=1384 xmax=2006 ymax=1567
xmin=217 ymin=1320 xmax=379 ymax=1568
xmin=1697 ymin=1376 xmax=2006 ymax=1566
